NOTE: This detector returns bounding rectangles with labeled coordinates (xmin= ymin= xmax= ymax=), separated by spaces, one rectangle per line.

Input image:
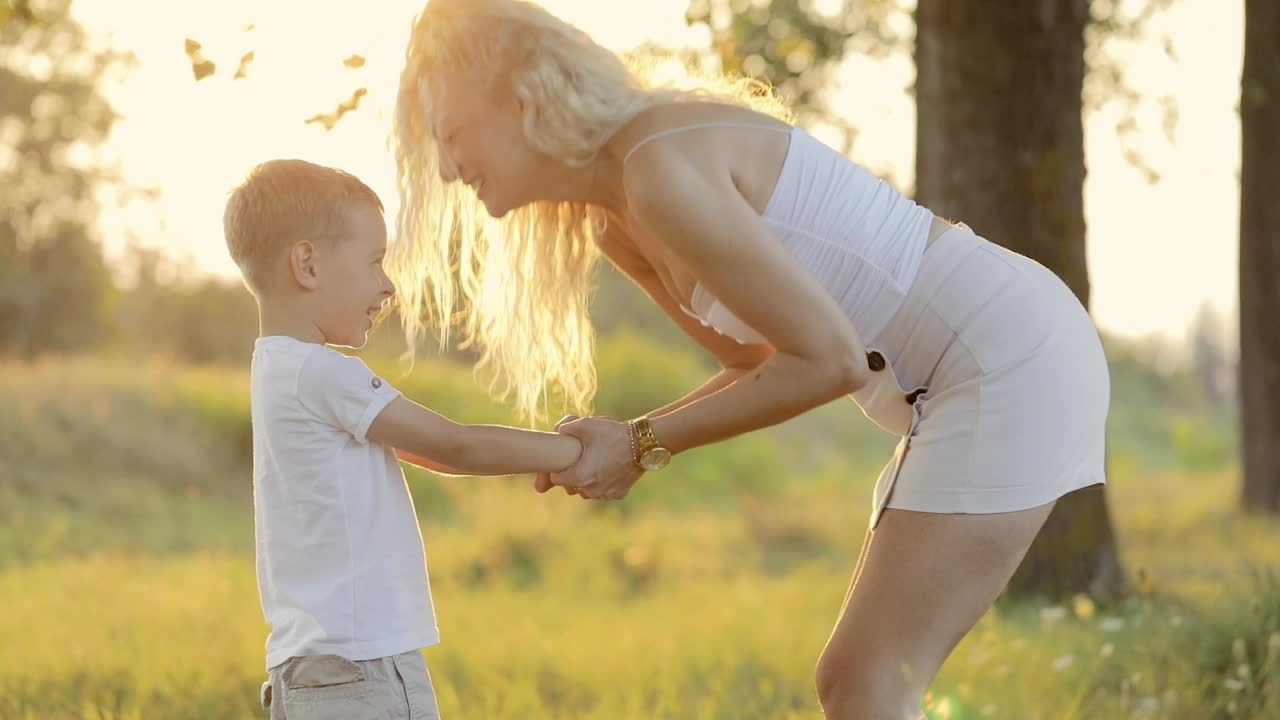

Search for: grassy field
xmin=1 ymin=343 xmax=1277 ymax=719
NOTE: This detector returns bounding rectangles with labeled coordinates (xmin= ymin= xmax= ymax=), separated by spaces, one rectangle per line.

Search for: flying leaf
xmin=304 ymin=88 xmax=368 ymax=130
xmin=234 ymin=51 xmax=254 ymax=79
xmin=343 ymin=54 xmax=366 ymax=69
xmin=191 ymin=59 xmax=216 ymax=81
xmin=184 ymin=38 xmax=216 ymax=81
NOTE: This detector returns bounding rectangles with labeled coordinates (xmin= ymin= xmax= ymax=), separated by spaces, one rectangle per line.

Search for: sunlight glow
xmin=73 ymin=0 xmax=1243 ymax=342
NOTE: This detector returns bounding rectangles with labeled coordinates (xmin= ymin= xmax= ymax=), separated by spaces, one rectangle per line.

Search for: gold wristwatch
xmin=629 ymin=416 xmax=671 ymax=471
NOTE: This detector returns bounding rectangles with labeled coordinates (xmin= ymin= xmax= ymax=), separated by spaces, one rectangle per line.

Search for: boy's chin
xmin=331 ymin=330 xmax=370 ymax=349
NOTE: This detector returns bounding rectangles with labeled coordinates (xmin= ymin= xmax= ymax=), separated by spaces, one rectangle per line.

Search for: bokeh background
xmin=2 ymin=0 xmax=1277 ymax=718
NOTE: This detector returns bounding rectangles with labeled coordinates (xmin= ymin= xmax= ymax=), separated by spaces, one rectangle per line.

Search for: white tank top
xmin=625 ymin=123 xmax=933 ymax=346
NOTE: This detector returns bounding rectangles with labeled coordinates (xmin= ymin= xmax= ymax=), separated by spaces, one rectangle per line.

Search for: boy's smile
xmin=314 ymin=203 xmax=396 ymax=348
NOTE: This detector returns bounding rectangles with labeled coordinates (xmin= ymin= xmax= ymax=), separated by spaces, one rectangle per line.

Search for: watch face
xmin=640 ymin=447 xmax=671 ymax=471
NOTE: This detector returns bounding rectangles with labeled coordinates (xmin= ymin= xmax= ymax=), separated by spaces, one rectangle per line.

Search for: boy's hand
xmin=534 ymin=414 xmax=581 ymax=493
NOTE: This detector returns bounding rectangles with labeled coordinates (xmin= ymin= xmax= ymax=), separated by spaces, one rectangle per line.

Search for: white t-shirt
xmin=250 ymin=335 xmax=438 ymax=670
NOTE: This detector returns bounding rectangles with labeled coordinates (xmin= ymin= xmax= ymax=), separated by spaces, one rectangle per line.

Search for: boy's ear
xmin=288 ymin=240 xmax=321 ymax=290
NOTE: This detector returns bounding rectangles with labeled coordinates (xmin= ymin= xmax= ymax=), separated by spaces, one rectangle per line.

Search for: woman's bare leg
xmin=815 ymin=501 xmax=1056 ymax=720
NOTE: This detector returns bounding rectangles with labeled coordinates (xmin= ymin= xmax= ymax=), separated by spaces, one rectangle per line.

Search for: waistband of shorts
xmin=870 ymin=223 xmax=986 ymax=370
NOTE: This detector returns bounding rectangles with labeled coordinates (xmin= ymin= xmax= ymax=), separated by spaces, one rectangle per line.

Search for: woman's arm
xmin=621 ymin=142 xmax=872 ymax=455
xmin=595 ymin=224 xmax=773 ymax=418
xmin=645 ymin=367 xmax=745 ymax=418
xmin=530 ymin=229 xmax=767 ymax=496
xmin=368 ymin=397 xmax=582 ymax=476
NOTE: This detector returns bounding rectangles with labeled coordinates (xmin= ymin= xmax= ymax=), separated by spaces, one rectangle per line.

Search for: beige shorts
xmin=261 ymin=650 xmax=440 ymax=719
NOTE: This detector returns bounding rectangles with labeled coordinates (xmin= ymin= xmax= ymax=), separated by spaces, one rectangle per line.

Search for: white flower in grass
xmin=980 ymin=705 xmax=997 ymax=717
xmin=1052 ymin=655 xmax=1074 ymax=672
xmin=1100 ymin=642 xmax=1115 ymax=658
xmin=1223 ymin=678 xmax=1246 ymax=692
xmin=1232 ymin=638 xmax=1248 ymax=662
xmin=1040 ymin=606 xmax=1067 ymax=623
xmin=1100 ymin=616 xmax=1126 ymax=632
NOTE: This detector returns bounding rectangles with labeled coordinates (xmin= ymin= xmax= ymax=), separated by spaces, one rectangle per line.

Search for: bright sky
xmin=75 ymin=0 xmax=1243 ymax=343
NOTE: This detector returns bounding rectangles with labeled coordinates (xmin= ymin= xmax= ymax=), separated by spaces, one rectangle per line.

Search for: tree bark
xmin=914 ymin=0 xmax=1125 ymax=600
xmin=1239 ymin=0 xmax=1280 ymax=514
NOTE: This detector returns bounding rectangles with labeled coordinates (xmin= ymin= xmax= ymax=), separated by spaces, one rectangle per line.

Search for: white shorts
xmin=851 ymin=223 xmax=1111 ymax=528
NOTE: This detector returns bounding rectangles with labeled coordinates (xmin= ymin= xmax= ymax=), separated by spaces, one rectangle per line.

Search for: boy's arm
xmin=394 ymin=449 xmax=478 ymax=477
xmin=368 ymin=397 xmax=581 ymax=476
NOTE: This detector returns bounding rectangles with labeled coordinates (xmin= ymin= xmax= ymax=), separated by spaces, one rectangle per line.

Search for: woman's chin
xmin=480 ymin=191 xmax=527 ymax=219
xmin=482 ymin=198 xmax=510 ymax=218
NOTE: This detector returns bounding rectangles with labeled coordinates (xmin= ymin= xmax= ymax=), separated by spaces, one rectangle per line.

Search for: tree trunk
xmin=914 ymin=0 xmax=1125 ymax=600
xmin=1239 ymin=0 xmax=1280 ymax=514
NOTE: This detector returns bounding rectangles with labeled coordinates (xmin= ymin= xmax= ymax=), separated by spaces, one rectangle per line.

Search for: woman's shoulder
xmin=612 ymin=101 xmax=793 ymax=216
xmin=607 ymin=101 xmax=790 ymax=164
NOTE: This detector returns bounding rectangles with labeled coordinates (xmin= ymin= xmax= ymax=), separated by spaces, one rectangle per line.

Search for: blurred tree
xmin=115 ymin=244 xmax=259 ymax=364
xmin=685 ymin=0 xmax=1177 ymax=176
xmin=1239 ymin=0 xmax=1280 ymax=514
xmin=1085 ymin=0 xmax=1181 ymax=184
xmin=1188 ymin=301 xmax=1234 ymax=408
xmin=0 ymin=0 xmax=131 ymax=357
xmin=914 ymin=0 xmax=1160 ymax=601
xmin=684 ymin=0 xmax=908 ymax=153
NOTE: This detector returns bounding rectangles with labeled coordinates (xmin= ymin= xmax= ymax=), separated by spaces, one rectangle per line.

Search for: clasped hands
xmin=533 ymin=415 xmax=645 ymax=501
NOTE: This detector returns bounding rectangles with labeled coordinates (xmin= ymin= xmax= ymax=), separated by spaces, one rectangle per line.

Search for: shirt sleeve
xmin=297 ymin=347 xmax=402 ymax=444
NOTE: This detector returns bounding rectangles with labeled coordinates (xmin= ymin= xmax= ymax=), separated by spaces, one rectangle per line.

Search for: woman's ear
xmin=289 ymin=240 xmax=321 ymax=290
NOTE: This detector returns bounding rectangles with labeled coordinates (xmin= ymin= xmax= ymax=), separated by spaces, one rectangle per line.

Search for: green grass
xmin=0 ymin=345 xmax=1276 ymax=719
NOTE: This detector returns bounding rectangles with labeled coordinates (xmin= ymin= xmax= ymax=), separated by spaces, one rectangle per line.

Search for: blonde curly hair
xmin=392 ymin=0 xmax=793 ymax=422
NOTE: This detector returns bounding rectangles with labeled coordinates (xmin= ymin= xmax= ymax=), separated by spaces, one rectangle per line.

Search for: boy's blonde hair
xmin=392 ymin=0 xmax=794 ymax=422
xmin=224 ymin=159 xmax=384 ymax=295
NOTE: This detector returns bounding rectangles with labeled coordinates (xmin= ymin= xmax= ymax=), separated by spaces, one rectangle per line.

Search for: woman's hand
xmin=534 ymin=414 xmax=581 ymax=494
xmin=549 ymin=416 xmax=644 ymax=500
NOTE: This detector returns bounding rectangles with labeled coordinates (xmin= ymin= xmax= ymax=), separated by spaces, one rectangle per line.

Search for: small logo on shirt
xmin=371 ymin=377 xmax=383 ymax=389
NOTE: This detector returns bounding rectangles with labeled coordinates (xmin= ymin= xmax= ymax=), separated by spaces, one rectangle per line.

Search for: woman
xmin=391 ymin=1 xmax=1111 ymax=718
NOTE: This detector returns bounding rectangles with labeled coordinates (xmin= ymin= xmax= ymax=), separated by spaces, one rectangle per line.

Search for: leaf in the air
xmin=184 ymin=37 xmax=216 ymax=80
xmin=343 ymin=54 xmax=366 ymax=69
xmin=234 ymin=51 xmax=254 ymax=79
xmin=192 ymin=59 xmax=216 ymax=81
xmin=304 ymin=88 xmax=369 ymax=130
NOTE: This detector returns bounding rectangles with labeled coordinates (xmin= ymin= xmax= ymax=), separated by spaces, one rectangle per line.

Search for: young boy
xmin=223 ymin=159 xmax=582 ymax=719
